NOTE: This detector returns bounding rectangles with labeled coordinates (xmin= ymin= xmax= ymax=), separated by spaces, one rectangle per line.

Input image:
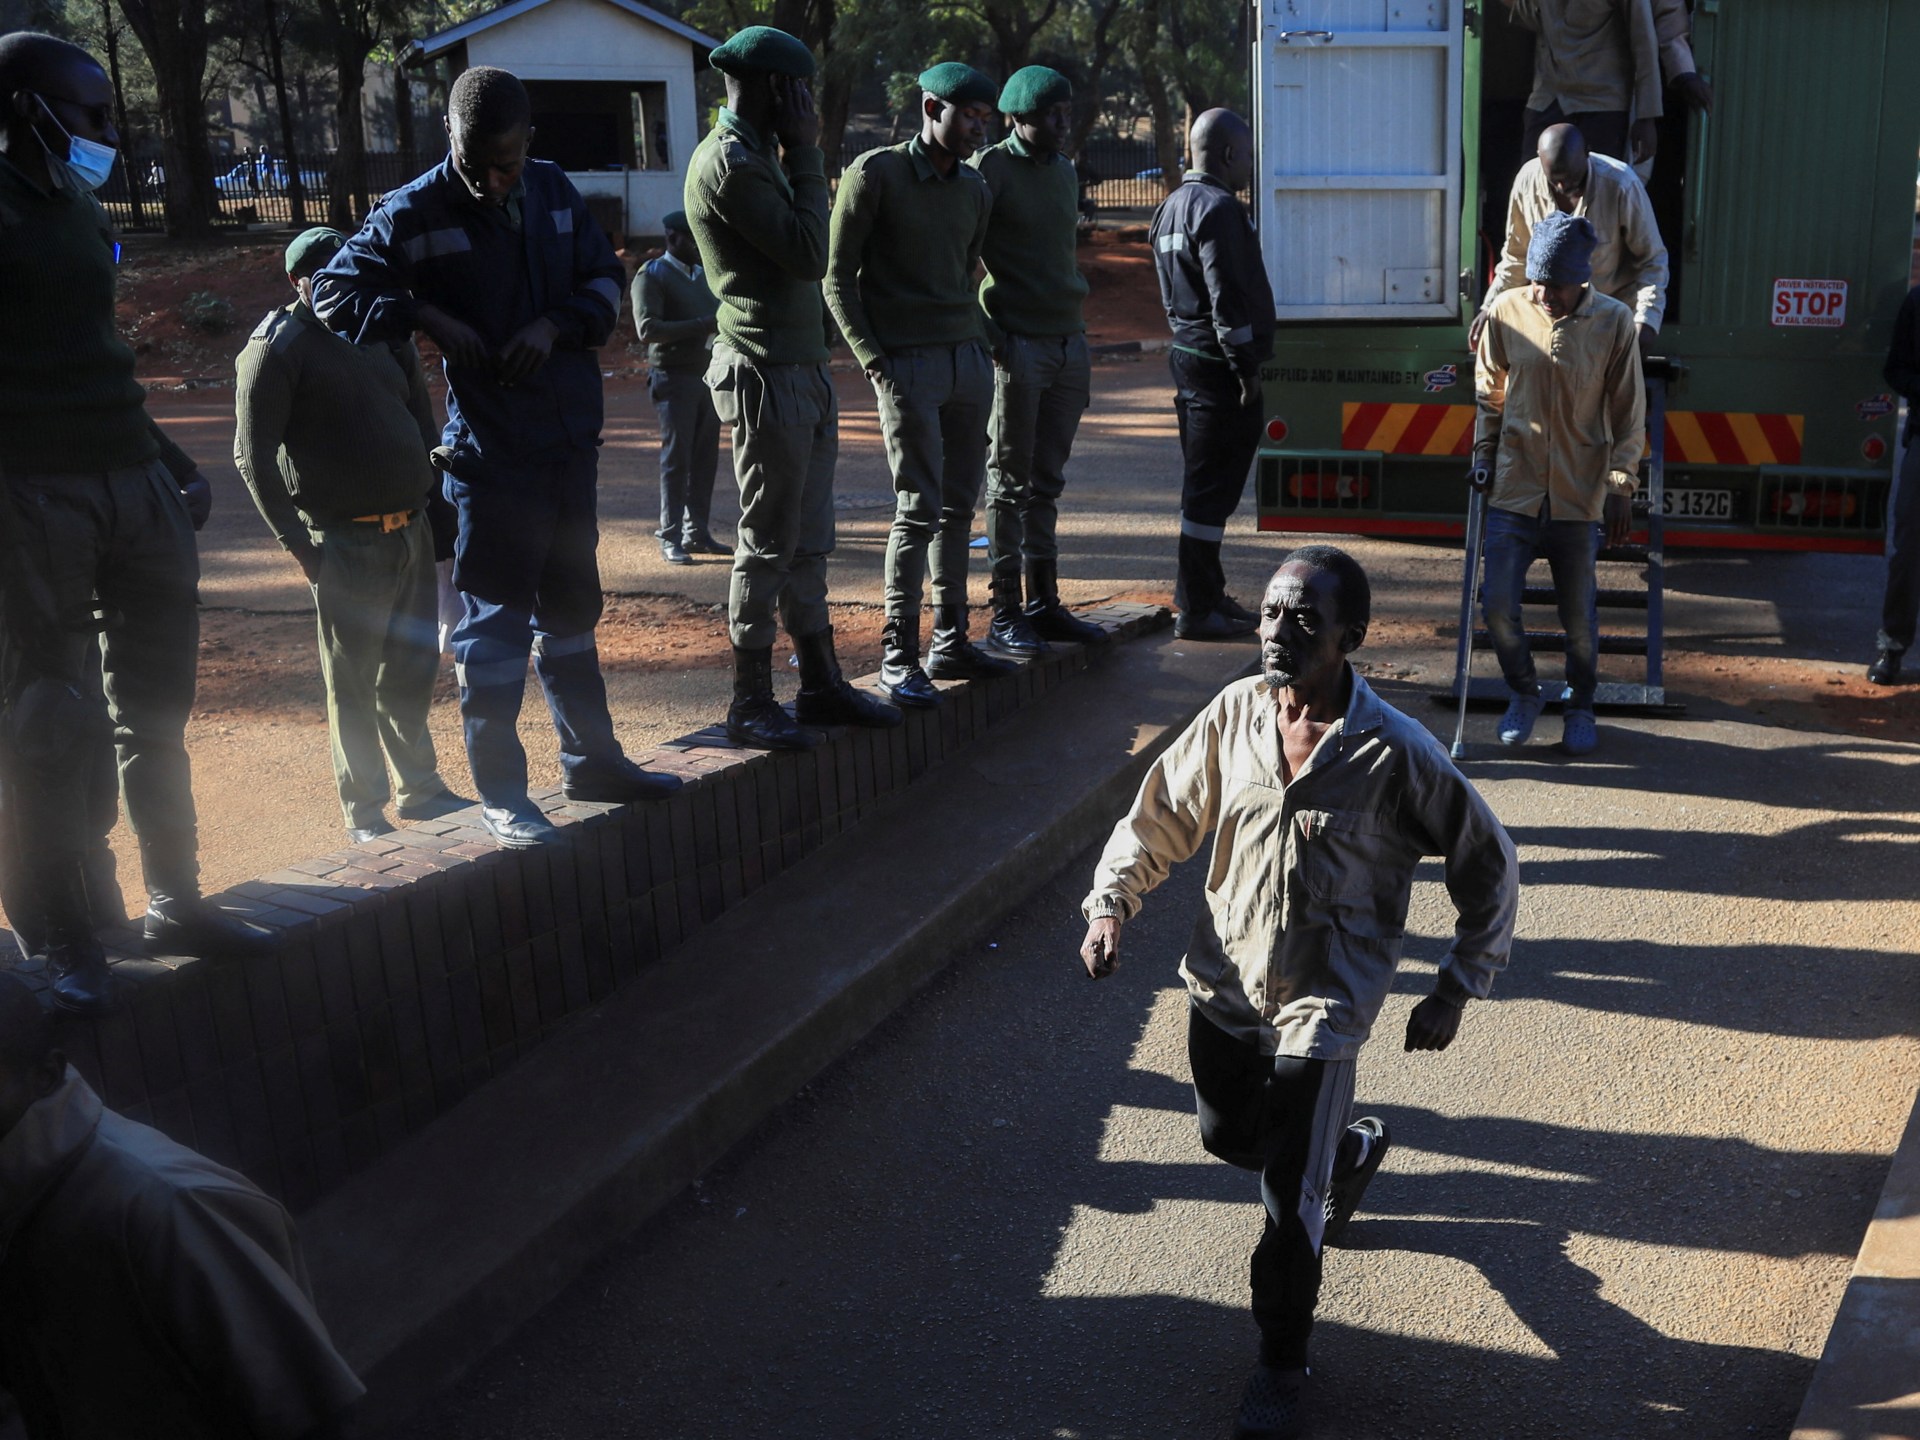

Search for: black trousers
xmin=1189 ymin=1002 xmax=1358 ymax=1369
xmin=1880 ymin=434 xmax=1920 ymax=654
xmin=1522 ymin=103 xmax=1630 ymax=163
xmin=1170 ymin=349 xmax=1262 ymax=620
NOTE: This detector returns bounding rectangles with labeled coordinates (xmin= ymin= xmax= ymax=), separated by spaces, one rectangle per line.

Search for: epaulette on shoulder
xmin=250 ymin=306 xmax=299 ymax=349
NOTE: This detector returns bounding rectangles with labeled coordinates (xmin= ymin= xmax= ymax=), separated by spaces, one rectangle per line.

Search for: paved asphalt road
xmin=406 ymin=690 xmax=1920 ymax=1440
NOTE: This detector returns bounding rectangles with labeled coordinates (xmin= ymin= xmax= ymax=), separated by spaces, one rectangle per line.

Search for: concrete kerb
xmin=1791 ymin=1082 xmax=1920 ymax=1440
xmin=302 ymin=629 xmax=1257 ymax=1434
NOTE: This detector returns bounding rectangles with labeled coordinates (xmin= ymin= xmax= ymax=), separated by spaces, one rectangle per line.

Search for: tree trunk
xmin=1142 ymin=65 xmax=1181 ymax=195
xmin=261 ymin=0 xmax=306 ymax=227
xmin=1068 ymin=0 xmax=1128 ymax=156
xmin=98 ymin=0 xmax=143 ymax=228
xmin=818 ymin=72 xmax=852 ymax=176
xmin=329 ymin=48 xmax=370 ymax=227
xmin=116 ymin=0 xmax=217 ymax=236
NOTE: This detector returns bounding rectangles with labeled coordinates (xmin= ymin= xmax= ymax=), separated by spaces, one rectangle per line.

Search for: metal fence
xmin=98 ymin=151 xmax=431 ymax=233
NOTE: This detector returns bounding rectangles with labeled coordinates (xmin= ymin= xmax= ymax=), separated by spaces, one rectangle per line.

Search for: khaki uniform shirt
xmin=1508 ymin=0 xmax=1664 ymax=120
xmin=0 ymin=1070 xmax=364 ymax=1438
xmin=1482 ymin=154 xmax=1670 ymax=332
xmin=1475 ymin=285 xmax=1646 ymax=521
xmin=1083 ymin=671 xmax=1518 ymax=1059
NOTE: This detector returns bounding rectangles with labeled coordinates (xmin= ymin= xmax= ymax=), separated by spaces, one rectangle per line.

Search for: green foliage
xmin=180 ymin=290 xmax=237 ymax=332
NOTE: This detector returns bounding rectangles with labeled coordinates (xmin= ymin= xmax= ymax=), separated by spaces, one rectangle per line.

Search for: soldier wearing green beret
xmin=632 ymin=208 xmax=724 ymax=565
xmin=971 ymin=65 xmax=1107 ymax=656
xmin=827 ymin=61 xmax=1011 ymax=706
xmin=233 ymin=226 xmax=470 ymax=845
xmin=684 ymin=24 xmax=901 ymax=749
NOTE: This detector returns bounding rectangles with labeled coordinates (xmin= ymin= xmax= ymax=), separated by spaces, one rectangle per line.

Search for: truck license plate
xmin=1662 ymin=488 xmax=1734 ymax=520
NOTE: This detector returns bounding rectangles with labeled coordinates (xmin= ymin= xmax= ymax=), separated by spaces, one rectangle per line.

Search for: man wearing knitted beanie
xmin=828 ymin=61 xmax=1010 ymax=708
xmin=683 ymin=26 xmax=902 ymax=749
xmin=1472 ymin=209 xmax=1644 ymax=757
xmin=970 ymin=64 xmax=1109 ymax=657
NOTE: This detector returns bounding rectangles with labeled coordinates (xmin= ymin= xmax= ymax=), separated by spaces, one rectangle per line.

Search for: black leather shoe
xmin=48 ymin=940 xmax=114 ymax=1017
xmin=396 ymin=790 xmax=477 ymax=822
xmin=1869 ymin=649 xmax=1902 ymax=685
xmin=686 ymin=532 xmax=732 ymax=557
xmin=144 ymin=898 xmax=279 ymax=960
xmin=660 ymin=537 xmax=691 ymax=566
xmin=926 ymin=603 xmax=1017 ymax=680
xmin=986 ymin=602 xmax=1049 ymax=658
xmin=726 ymin=644 xmax=819 ymax=750
xmin=1217 ymin=592 xmax=1258 ymax=625
xmin=793 ymin=628 xmax=903 ymax=728
xmin=1023 ymin=559 xmax=1111 ymax=645
xmin=561 ymin=756 xmax=684 ymax=803
xmin=1174 ymin=608 xmax=1258 ymax=641
xmin=481 ymin=806 xmax=560 ymax=849
xmin=879 ymin=615 xmax=941 ymax=708
xmin=346 ymin=823 xmax=394 ymax=845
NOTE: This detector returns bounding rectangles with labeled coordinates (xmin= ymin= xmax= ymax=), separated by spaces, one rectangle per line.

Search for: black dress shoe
xmin=1026 ymin=600 xmax=1110 ymax=645
xmin=561 ymin=756 xmax=684 ymax=803
xmin=48 ymin=940 xmax=114 ymax=1016
xmin=481 ymin=806 xmax=560 ymax=849
xmin=1173 ymin=608 xmax=1258 ymax=641
xmin=1217 ymin=592 xmax=1258 ymax=625
xmin=1868 ymin=649 xmax=1902 ymax=685
xmin=660 ymin=538 xmax=692 ymax=565
xmin=396 ymin=790 xmax=477 ymax=822
xmin=686 ymin=532 xmax=732 ymax=556
xmin=346 ymin=824 xmax=394 ymax=845
xmin=986 ymin=606 xmax=1049 ymax=658
xmin=144 ymin=898 xmax=279 ymax=960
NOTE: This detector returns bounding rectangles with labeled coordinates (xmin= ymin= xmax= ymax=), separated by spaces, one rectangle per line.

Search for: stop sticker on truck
xmin=1772 ymin=278 xmax=1848 ymax=327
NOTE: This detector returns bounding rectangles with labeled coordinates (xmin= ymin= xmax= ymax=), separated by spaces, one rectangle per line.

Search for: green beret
xmin=999 ymin=65 xmax=1071 ymax=116
xmin=662 ymin=209 xmax=689 ymax=233
xmin=919 ymin=61 xmax=998 ymax=108
xmin=285 ymin=226 xmax=346 ymax=278
xmin=708 ymin=26 xmax=816 ymax=79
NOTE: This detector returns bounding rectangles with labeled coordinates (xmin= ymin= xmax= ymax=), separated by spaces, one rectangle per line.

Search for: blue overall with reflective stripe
xmin=311 ymin=157 xmax=631 ymax=810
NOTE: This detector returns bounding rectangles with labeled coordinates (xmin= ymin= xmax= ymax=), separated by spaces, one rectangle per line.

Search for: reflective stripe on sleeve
xmin=1155 ymin=232 xmax=1187 ymax=253
xmin=401 ymin=228 xmax=474 ymax=263
xmin=1222 ymin=325 xmax=1254 ymax=346
xmin=584 ymin=277 xmax=623 ymax=313
xmin=551 ymin=208 xmax=575 ymax=234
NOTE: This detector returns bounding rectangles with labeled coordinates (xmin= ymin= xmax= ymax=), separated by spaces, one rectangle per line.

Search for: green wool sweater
xmin=232 ymin=304 xmax=438 ymax=555
xmin=682 ymin=109 xmax=831 ymax=367
xmin=631 ymin=254 xmax=719 ymax=373
xmin=0 ymin=153 xmax=159 ymax=473
xmin=826 ymin=137 xmax=991 ymax=368
xmin=972 ymin=134 xmax=1088 ymax=340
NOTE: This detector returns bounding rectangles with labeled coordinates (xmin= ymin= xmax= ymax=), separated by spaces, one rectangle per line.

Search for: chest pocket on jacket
xmin=1295 ymin=808 xmax=1389 ymax=900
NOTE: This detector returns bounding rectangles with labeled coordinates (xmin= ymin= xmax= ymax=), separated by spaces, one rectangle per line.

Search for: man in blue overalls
xmin=314 ymin=66 xmax=680 ymax=848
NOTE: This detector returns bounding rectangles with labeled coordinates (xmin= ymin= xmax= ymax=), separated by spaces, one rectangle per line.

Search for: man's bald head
xmin=1190 ymin=107 xmax=1254 ymax=192
xmin=1538 ymin=122 xmax=1589 ymax=210
xmin=0 ymin=973 xmax=62 ymax=1141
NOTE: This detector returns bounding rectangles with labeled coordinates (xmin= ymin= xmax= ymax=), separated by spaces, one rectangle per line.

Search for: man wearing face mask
xmin=828 ymin=61 xmax=1009 ymax=707
xmin=233 ymin=226 xmax=470 ymax=847
xmin=312 ymin=65 xmax=682 ymax=850
xmin=970 ymin=65 xmax=1107 ymax=657
xmin=0 ymin=31 xmax=274 ymax=1014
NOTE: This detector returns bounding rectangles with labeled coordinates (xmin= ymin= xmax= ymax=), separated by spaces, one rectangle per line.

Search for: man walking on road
xmin=683 ymin=26 xmax=902 ymax=750
xmin=1473 ymin=210 xmax=1644 ymax=756
xmin=234 ymin=226 xmax=471 ymax=846
xmin=633 ymin=209 xmax=725 ymax=566
xmin=1079 ymin=547 xmax=1519 ymax=1440
xmin=1867 ymin=280 xmax=1920 ymax=685
xmin=971 ymin=65 xmax=1108 ymax=656
xmin=314 ymin=65 xmax=682 ymax=848
xmin=0 ymin=30 xmax=273 ymax=1014
xmin=1149 ymin=108 xmax=1275 ymax=642
xmin=828 ymin=61 xmax=1013 ymax=707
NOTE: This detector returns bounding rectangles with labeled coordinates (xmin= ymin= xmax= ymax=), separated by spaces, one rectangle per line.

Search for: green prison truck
xmin=1251 ymin=0 xmax=1920 ymax=554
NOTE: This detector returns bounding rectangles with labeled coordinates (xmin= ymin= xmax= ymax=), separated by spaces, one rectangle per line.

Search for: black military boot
xmin=878 ymin=614 xmax=941 ymax=708
xmin=1024 ymin=559 xmax=1110 ymax=645
xmin=794 ymin=628 xmax=903 ymax=728
xmin=39 ymin=867 xmax=113 ymax=1015
xmin=927 ymin=603 xmax=1018 ymax=680
xmin=986 ymin=578 xmax=1049 ymax=658
xmin=726 ymin=645 xmax=819 ymax=750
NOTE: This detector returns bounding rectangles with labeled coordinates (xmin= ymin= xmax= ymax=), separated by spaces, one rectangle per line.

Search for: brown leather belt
xmin=350 ymin=509 xmax=415 ymax=533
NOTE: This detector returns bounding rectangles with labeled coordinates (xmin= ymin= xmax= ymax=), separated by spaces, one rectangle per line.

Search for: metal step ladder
xmin=1440 ymin=366 xmax=1686 ymax=716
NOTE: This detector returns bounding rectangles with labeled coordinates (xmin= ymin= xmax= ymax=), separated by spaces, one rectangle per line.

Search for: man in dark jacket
xmin=234 ymin=226 xmax=470 ymax=845
xmin=1149 ymin=108 xmax=1275 ymax=641
xmin=313 ymin=66 xmax=680 ymax=848
xmin=1870 ymin=283 xmax=1920 ymax=685
xmin=633 ymin=209 xmax=724 ymax=565
xmin=0 ymin=973 xmax=364 ymax=1439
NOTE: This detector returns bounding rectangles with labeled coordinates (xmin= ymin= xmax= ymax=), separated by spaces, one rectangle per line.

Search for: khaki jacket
xmin=1482 ymin=155 xmax=1669 ymax=333
xmin=0 ymin=1070 xmax=363 ymax=1438
xmin=1084 ymin=671 xmax=1518 ymax=1059
xmin=1507 ymin=0 xmax=1663 ymax=121
xmin=1475 ymin=286 xmax=1646 ymax=521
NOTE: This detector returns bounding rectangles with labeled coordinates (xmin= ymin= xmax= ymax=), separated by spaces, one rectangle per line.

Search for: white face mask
xmin=32 ymin=94 xmax=118 ymax=192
